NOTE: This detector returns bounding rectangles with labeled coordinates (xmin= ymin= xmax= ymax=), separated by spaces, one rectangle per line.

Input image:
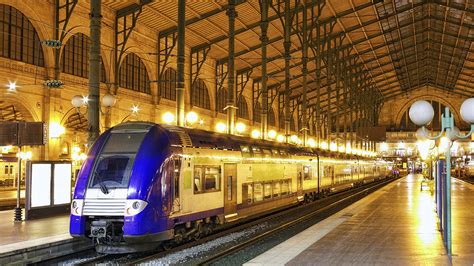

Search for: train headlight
xmin=71 ymin=199 xmax=84 ymax=216
xmin=125 ymin=199 xmax=148 ymax=216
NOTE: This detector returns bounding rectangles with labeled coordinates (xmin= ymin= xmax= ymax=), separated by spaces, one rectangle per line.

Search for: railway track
xmin=130 ymin=176 xmax=398 ymax=265
xmin=26 ymin=176 xmax=397 ymax=265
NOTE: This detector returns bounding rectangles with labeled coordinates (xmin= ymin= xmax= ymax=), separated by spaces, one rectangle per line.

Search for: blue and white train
xmin=70 ymin=122 xmax=391 ymax=253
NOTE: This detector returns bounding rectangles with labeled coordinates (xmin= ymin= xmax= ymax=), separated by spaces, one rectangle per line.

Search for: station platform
xmin=0 ymin=189 xmax=25 ymax=210
xmin=0 ymin=210 xmax=70 ymax=255
xmin=246 ymin=174 xmax=474 ymax=265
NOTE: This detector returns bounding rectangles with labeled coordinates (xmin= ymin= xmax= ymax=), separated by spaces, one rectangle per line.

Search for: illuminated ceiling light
xmin=235 ymin=122 xmax=246 ymax=133
xmin=72 ymin=146 xmax=81 ymax=154
xmin=320 ymin=141 xmax=328 ymax=150
xmin=338 ymin=145 xmax=345 ymax=153
xmin=199 ymin=119 xmax=204 ymax=126
xmin=131 ymin=105 xmax=140 ymax=114
xmin=251 ymin=129 xmax=261 ymax=139
xmin=380 ymin=142 xmax=389 ymax=152
xmin=329 ymin=141 xmax=337 ymax=151
xmin=82 ymin=96 xmax=89 ymax=105
xmin=277 ymin=135 xmax=285 ymax=142
xmin=268 ymin=130 xmax=277 ymax=139
xmin=186 ymin=111 xmax=199 ymax=125
xmin=162 ymin=112 xmax=175 ymax=124
xmin=8 ymin=81 xmax=16 ymax=91
xmin=397 ymin=141 xmax=405 ymax=149
xmin=49 ymin=122 xmax=65 ymax=139
xmin=290 ymin=135 xmax=298 ymax=143
xmin=308 ymin=138 xmax=316 ymax=148
xmin=216 ymin=122 xmax=226 ymax=133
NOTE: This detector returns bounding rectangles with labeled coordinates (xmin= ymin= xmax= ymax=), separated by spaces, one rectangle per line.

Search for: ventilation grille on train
xmin=162 ymin=125 xmax=193 ymax=147
xmin=83 ymin=199 xmax=126 ymax=216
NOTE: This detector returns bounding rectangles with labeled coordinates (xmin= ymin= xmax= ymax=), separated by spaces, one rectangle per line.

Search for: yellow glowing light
xmin=49 ymin=122 xmax=65 ymax=138
xmin=416 ymin=140 xmax=434 ymax=161
xmin=79 ymin=153 xmax=87 ymax=161
xmin=438 ymin=136 xmax=450 ymax=153
xmin=277 ymin=135 xmax=285 ymax=142
xmin=251 ymin=129 xmax=261 ymax=139
xmin=290 ymin=135 xmax=298 ymax=143
xmin=8 ymin=81 xmax=16 ymax=91
xmin=308 ymin=138 xmax=316 ymax=148
xmin=162 ymin=112 xmax=175 ymax=124
xmin=216 ymin=122 xmax=226 ymax=133
xmin=17 ymin=151 xmax=32 ymax=160
xmin=235 ymin=122 xmax=246 ymax=133
xmin=380 ymin=142 xmax=389 ymax=152
xmin=338 ymin=145 xmax=345 ymax=153
xmin=82 ymin=96 xmax=89 ymax=105
xmin=397 ymin=141 xmax=405 ymax=149
xmin=186 ymin=111 xmax=199 ymax=124
xmin=268 ymin=130 xmax=277 ymax=139
xmin=320 ymin=141 xmax=329 ymax=150
xmin=72 ymin=146 xmax=81 ymax=154
xmin=131 ymin=105 xmax=140 ymax=114
xmin=1 ymin=146 xmax=13 ymax=153
xmin=329 ymin=141 xmax=337 ymax=151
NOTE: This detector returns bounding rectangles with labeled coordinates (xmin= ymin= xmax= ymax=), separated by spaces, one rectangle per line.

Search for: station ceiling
xmin=102 ymin=0 xmax=474 ymax=112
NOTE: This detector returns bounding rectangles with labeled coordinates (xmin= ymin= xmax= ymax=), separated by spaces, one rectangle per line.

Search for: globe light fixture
xmin=460 ymin=98 xmax=474 ymax=124
xmin=49 ymin=122 xmax=65 ymax=139
xmin=268 ymin=130 xmax=277 ymax=139
xmin=186 ymin=112 xmax=199 ymax=125
xmin=101 ymin=93 xmax=117 ymax=108
xmin=251 ymin=129 xmax=261 ymax=139
xmin=409 ymin=100 xmax=434 ymax=126
xmin=380 ymin=142 xmax=389 ymax=152
xmin=162 ymin=112 xmax=175 ymax=124
xmin=216 ymin=122 xmax=226 ymax=133
xmin=307 ymin=138 xmax=316 ymax=148
xmin=276 ymin=135 xmax=285 ymax=142
xmin=329 ymin=141 xmax=337 ymax=151
xmin=320 ymin=141 xmax=329 ymax=150
xmin=235 ymin=122 xmax=246 ymax=133
xmin=290 ymin=135 xmax=298 ymax=143
xmin=71 ymin=95 xmax=86 ymax=108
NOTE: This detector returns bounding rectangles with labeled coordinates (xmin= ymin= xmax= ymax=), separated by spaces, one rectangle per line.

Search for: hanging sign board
xmin=0 ymin=121 xmax=46 ymax=146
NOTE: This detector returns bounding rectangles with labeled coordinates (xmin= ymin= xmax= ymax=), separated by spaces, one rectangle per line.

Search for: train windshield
xmin=89 ymin=132 xmax=147 ymax=190
xmin=90 ymin=154 xmax=135 ymax=189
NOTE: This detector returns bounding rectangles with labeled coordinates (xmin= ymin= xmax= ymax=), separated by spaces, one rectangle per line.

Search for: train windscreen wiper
xmin=94 ymin=171 xmax=109 ymax=195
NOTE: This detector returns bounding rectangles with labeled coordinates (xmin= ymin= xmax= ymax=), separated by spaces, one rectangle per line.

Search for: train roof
xmin=111 ymin=122 xmax=366 ymax=160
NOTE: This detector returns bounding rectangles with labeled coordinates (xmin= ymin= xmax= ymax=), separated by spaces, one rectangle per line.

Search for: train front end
xmin=69 ymin=122 xmax=174 ymax=253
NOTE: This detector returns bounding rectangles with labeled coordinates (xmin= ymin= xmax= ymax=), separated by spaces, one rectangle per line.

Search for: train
xmin=70 ymin=122 xmax=392 ymax=253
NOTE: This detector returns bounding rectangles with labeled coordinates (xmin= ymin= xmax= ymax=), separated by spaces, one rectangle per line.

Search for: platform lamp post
xmin=408 ymin=98 xmax=474 ymax=256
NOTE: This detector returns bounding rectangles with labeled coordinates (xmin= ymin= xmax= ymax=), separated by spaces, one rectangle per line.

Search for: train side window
xmin=242 ymin=183 xmax=253 ymax=205
xmin=262 ymin=148 xmax=272 ymax=158
xmin=303 ymin=166 xmax=312 ymax=180
xmin=251 ymin=147 xmax=262 ymax=158
xmin=273 ymin=181 xmax=280 ymax=197
xmin=173 ymin=157 xmax=181 ymax=200
xmin=254 ymin=183 xmax=263 ymax=202
xmin=194 ymin=166 xmax=221 ymax=194
xmin=241 ymin=146 xmax=251 ymax=158
xmin=263 ymin=183 xmax=272 ymax=199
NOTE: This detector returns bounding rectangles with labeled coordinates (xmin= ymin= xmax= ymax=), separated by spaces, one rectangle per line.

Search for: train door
xmin=224 ymin=164 xmax=237 ymax=215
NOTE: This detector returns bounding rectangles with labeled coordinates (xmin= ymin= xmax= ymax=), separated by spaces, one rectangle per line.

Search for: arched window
xmin=268 ymin=106 xmax=275 ymax=126
xmin=0 ymin=4 xmax=44 ymax=66
xmin=191 ymin=78 xmax=211 ymax=110
xmin=253 ymin=103 xmax=261 ymax=123
xmin=216 ymin=88 xmax=227 ymax=114
xmin=159 ymin=68 xmax=177 ymax=100
xmin=61 ymin=33 xmax=106 ymax=82
xmin=119 ymin=53 xmax=150 ymax=94
xmin=237 ymin=96 xmax=249 ymax=120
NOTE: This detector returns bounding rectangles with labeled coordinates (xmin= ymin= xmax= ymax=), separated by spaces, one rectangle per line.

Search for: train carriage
xmin=70 ymin=122 xmax=390 ymax=253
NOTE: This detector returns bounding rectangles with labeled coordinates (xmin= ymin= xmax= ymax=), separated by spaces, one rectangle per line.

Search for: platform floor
xmin=246 ymin=174 xmax=474 ymax=265
xmin=0 ymin=210 xmax=70 ymax=254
